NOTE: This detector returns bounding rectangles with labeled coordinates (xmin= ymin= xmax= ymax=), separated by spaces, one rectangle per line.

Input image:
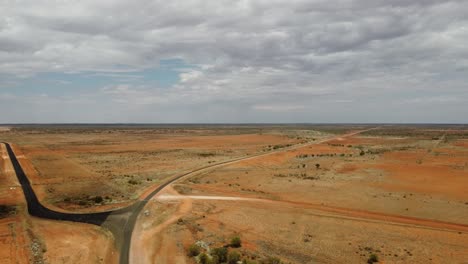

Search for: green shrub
xmin=211 ymin=255 xmax=220 ymax=264
xmin=188 ymin=244 xmax=201 ymax=257
xmin=212 ymin=247 xmax=228 ymax=262
xmin=199 ymin=253 xmax=209 ymax=264
xmin=128 ymin=179 xmax=139 ymax=185
xmin=367 ymin=253 xmax=378 ymax=263
xmin=0 ymin=205 xmax=16 ymax=218
xmin=93 ymin=196 xmax=103 ymax=203
xmin=228 ymin=251 xmax=241 ymax=264
xmin=230 ymin=236 xmax=242 ymax=248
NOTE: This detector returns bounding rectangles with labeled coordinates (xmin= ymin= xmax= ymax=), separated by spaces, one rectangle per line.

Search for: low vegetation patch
xmin=227 ymin=251 xmax=241 ymax=264
xmin=188 ymin=244 xmax=201 ymax=257
xmin=230 ymin=236 xmax=242 ymax=248
xmin=197 ymin=152 xmax=217 ymax=157
xmin=0 ymin=205 xmax=16 ymax=218
xmin=367 ymin=253 xmax=379 ymax=263
xmin=61 ymin=195 xmax=111 ymax=207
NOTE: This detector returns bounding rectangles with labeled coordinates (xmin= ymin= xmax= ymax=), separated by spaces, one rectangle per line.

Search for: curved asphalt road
xmin=2 ymin=128 xmax=376 ymax=264
xmin=3 ymin=142 xmax=114 ymax=224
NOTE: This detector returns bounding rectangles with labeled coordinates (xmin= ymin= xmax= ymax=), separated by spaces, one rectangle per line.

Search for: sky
xmin=0 ymin=0 xmax=467 ymax=123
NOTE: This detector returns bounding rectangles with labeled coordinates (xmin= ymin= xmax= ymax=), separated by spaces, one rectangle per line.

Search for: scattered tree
xmin=315 ymin=163 xmax=320 ymax=169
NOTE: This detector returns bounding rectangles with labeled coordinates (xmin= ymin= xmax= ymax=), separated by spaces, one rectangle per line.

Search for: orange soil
xmin=0 ymin=217 xmax=31 ymax=264
xmin=365 ymin=141 xmax=468 ymax=200
xmin=454 ymin=139 xmax=468 ymax=148
xmin=0 ymin=144 xmax=30 ymax=263
xmin=327 ymin=136 xmax=412 ymax=146
xmin=0 ymin=144 xmax=24 ymax=206
xmin=375 ymin=162 xmax=468 ymax=200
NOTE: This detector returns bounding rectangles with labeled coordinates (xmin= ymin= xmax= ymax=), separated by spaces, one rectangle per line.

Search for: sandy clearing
xmin=131 ymin=186 xmax=192 ymax=264
xmin=156 ymin=194 xmax=262 ymax=202
xmin=33 ymin=218 xmax=118 ymax=264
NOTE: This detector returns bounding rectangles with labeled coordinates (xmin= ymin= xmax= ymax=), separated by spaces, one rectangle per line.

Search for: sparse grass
xmin=261 ymin=257 xmax=282 ymax=264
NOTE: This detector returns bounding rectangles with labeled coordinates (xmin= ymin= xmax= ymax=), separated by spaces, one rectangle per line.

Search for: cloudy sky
xmin=1 ymin=0 xmax=467 ymax=123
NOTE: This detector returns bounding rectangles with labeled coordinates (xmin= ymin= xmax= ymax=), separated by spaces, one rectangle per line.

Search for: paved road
xmin=2 ymin=128 xmax=376 ymax=264
xmin=2 ymin=142 xmax=115 ymax=224
xmin=2 ymin=142 xmax=137 ymax=262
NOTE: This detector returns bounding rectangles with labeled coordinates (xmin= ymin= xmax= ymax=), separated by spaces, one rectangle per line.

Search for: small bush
xmin=212 ymin=247 xmax=228 ymax=262
xmin=228 ymin=251 xmax=241 ymax=264
xmin=188 ymin=244 xmax=201 ymax=257
xmin=93 ymin=196 xmax=103 ymax=203
xmin=367 ymin=253 xmax=378 ymax=263
xmin=128 ymin=179 xmax=139 ymax=185
xmin=0 ymin=205 xmax=16 ymax=218
xmin=199 ymin=253 xmax=209 ymax=264
xmin=211 ymin=255 xmax=220 ymax=264
xmin=230 ymin=236 xmax=242 ymax=248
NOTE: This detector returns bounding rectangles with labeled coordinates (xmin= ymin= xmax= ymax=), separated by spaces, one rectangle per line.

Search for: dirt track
xmin=155 ymin=192 xmax=468 ymax=233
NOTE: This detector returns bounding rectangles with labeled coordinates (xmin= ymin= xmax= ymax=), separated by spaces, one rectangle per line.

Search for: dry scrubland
xmin=137 ymin=125 xmax=468 ymax=264
xmin=0 ymin=124 xmax=320 ymax=263
xmin=1 ymin=125 xmax=307 ymax=212
xmin=1 ymin=125 xmax=468 ymax=263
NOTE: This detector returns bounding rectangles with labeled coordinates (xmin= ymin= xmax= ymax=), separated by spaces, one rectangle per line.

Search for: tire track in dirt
xmin=154 ymin=190 xmax=468 ymax=233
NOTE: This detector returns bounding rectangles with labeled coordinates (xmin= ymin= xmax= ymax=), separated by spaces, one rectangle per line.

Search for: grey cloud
xmin=1 ymin=0 xmax=467 ymax=122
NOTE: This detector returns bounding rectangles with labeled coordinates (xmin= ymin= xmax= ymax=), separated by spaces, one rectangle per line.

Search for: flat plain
xmin=0 ymin=124 xmax=467 ymax=263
